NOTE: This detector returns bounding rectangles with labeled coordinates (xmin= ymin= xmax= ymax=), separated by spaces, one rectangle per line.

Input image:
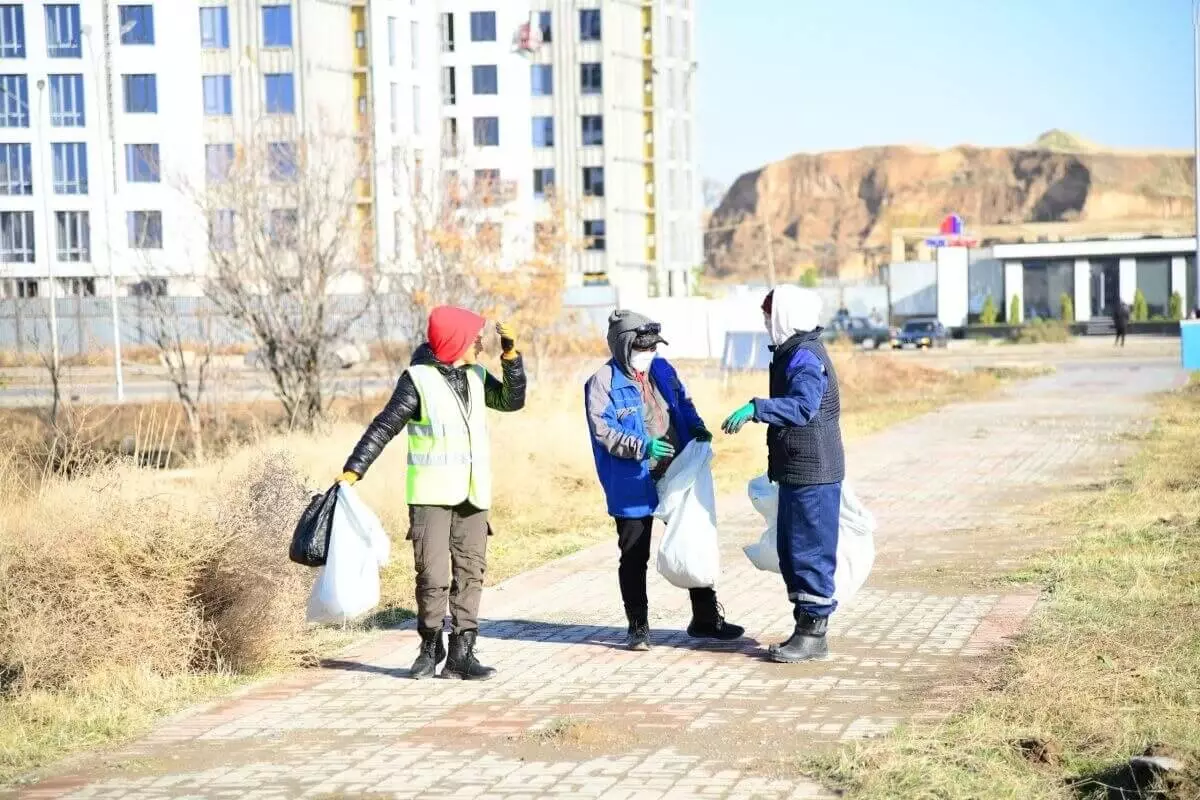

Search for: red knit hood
xmin=427 ymin=306 xmax=486 ymax=364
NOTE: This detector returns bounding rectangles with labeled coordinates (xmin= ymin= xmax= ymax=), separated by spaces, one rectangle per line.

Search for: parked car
xmin=890 ymin=318 xmax=949 ymax=349
xmin=822 ymin=316 xmax=891 ymax=349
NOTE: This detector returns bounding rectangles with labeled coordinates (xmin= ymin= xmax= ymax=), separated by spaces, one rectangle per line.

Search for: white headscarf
xmin=769 ymin=285 xmax=823 ymax=346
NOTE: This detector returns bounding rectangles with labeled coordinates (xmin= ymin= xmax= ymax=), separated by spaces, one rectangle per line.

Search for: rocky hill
xmin=706 ymin=131 xmax=1195 ymax=281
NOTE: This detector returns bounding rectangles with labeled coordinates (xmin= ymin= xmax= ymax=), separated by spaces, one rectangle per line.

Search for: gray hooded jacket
xmin=588 ymin=310 xmax=677 ymax=474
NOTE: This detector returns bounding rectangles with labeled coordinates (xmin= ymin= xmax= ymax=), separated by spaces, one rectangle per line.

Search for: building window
xmin=0 ymin=5 xmax=25 ymax=58
xmin=474 ymin=116 xmax=499 ymax=147
xmin=1022 ymin=260 xmax=1073 ymax=320
xmin=442 ymin=117 xmax=459 ymax=155
xmin=580 ymin=63 xmax=602 ymax=94
xmin=474 ymin=168 xmax=499 ymax=192
xmin=440 ymin=12 xmax=454 ymax=52
xmin=0 ymin=74 xmax=26 ymax=126
xmin=537 ymin=11 xmax=551 ymax=42
xmin=0 ymin=210 xmax=33 ymax=262
xmin=470 ymin=11 xmax=496 ymax=42
xmin=583 ymin=166 xmax=604 ymax=197
xmin=210 ymin=209 xmax=235 ymax=251
xmin=386 ymin=16 xmax=396 ymax=66
xmin=581 ymin=114 xmax=603 ymax=146
xmin=51 ymin=141 xmax=87 ymax=194
xmin=55 ymin=210 xmax=90 ymax=262
xmin=533 ymin=167 xmax=554 ymax=199
xmin=0 ymin=142 xmax=30 ymax=194
xmin=205 ymin=143 xmax=233 ymax=182
xmin=129 ymin=278 xmax=166 ymax=297
xmin=410 ymin=20 xmax=419 ymax=69
xmin=122 ymin=74 xmax=157 ymax=113
xmin=268 ymin=141 xmax=297 ymax=181
xmin=119 ymin=5 xmax=154 ymax=45
xmin=49 ymin=74 xmax=85 ymax=126
xmin=264 ymin=73 xmax=295 ymax=114
xmin=580 ymin=9 xmax=601 ymax=41
xmin=2 ymin=278 xmax=39 ymax=297
xmin=199 ymin=6 xmax=229 ymax=49
xmin=389 ymin=81 xmax=399 ymax=131
xmin=124 ymin=143 xmax=160 ymax=182
xmin=441 ymin=66 xmax=456 ymax=105
xmin=262 ymin=4 xmax=292 ymax=47
xmin=391 ymin=146 xmax=402 ymax=195
xmin=60 ymin=277 xmax=95 ymax=297
xmin=202 ymin=74 xmax=232 ymax=114
xmin=666 ymin=16 xmax=674 ymax=58
xmin=1136 ymin=257 xmax=1171 ymax=318
xmin=45 ymin=4 xmax=81 ymax=58
xmin=531 ymin=64 xmax=552 ymax=96
xmin=268 ymin=209 xmax=298 ymax=248
xmin=412 ymin=84 xmax=421 ymax=135
xmin=532 ymin=116 xmax=553 ymax=147
xmin=472 ymin=65 xmax=498 ymax=95
xmin=127 ymin=210 xmax=163 ymax=249
xmin=584 ymin=219 xmax=606 ymax=251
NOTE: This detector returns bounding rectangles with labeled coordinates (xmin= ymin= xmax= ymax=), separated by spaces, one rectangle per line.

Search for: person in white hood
xmin=722 ymin=285 xmax=845 ymax=662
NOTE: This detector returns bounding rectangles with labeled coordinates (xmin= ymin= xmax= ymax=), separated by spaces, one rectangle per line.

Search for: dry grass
xmin=806 ymin=382 xmax=1200 ymax=799
xmin=0 ymin=351 xmax=1024 ymax=785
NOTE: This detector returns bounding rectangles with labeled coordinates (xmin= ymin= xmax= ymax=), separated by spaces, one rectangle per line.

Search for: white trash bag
xmin=306 ymin=482 xmax=392 ymax=624
xmin=654 ymin=441 xmax=720 ymax=589
xmin=743 ymin=475 xmax=876 ymax=603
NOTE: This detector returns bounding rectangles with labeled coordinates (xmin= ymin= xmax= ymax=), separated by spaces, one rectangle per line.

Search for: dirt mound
xmin=707 ymin=132 xmax=1195 ymax=281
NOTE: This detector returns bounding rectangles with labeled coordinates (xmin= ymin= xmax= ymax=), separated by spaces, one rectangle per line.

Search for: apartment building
xmin=440 ymin=0 xmax=699 ymax=299
xmin=0 ymin=0 xmax=697 ymax=302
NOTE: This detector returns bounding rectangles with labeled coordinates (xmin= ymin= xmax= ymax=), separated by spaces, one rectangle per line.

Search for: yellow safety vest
xmin=406 ymin=364 xmax=492 ymax=509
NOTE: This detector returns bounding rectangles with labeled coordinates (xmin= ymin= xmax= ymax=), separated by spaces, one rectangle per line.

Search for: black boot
xmin=441 ymin=630 xmax=497 ymax=681
xmin=625 ymin=606 xmax=651 ymax=651
xmin=686 ymin=588 xmax=745 ymax=641
xmin=409 ymin=627 xmax=446 ymax=680
xmin=769 ymin=612 xmax=829 ymax=663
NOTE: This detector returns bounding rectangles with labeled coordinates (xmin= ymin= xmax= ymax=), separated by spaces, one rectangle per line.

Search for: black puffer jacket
xmin=342 ymin=344 xmax=526 ymax=478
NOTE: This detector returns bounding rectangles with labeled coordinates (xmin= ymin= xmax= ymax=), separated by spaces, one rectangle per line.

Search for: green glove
xmin=722 ymin=402 xmax=756 ymax=434
xmin=646 ymin=438 xmax=676 ymax=460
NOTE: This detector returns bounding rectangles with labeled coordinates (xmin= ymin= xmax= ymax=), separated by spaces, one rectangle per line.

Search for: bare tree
xmin=144 ymin=293 xmax=216 ymax=463
xmin=186 ymin=130 xmax=376 ymax=431
xmin=384 ymin=148 xmax=496 ymax=347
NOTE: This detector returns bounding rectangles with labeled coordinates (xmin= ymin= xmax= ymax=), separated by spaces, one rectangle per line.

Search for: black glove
xmin=693 ymin=428 xmax=713 ymax=443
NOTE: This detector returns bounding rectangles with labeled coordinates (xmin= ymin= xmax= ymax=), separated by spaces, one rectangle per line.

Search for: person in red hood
xmin=341 ymin=306 xmax=526 ymax=681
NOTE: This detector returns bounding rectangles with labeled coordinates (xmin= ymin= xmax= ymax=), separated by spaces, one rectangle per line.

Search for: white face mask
xmin=629 ymin=349 xmax=656 ymax=373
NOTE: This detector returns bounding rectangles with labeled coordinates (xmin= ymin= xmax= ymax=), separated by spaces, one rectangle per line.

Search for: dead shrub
xmin=0 ymin=451 xmax=313 ymax=694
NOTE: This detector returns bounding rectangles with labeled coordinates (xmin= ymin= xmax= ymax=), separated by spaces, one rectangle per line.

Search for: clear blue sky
xmin=698 ymin=0 xmax=1197 ymax=184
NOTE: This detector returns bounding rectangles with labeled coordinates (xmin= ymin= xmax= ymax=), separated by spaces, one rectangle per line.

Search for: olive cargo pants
xmin=408 ymin=502 xmax=489 ymax=634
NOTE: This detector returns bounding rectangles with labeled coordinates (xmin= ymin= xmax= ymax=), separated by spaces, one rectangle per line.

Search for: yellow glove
xmin=339 ymin=471 xmax=359 ymax=485
xmin=497 ymin=322 xmax=518 ymax=360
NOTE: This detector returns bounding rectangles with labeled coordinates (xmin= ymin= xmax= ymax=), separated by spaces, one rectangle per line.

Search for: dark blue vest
xmin=767 ymin=331 xmax=845 ymax=486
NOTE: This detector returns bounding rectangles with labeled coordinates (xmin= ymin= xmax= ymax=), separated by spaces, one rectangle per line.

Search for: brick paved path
xmin=11 ymin=358 xmax=1184 ymax=800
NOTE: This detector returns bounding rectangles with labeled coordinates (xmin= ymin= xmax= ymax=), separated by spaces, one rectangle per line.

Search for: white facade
xmin=433 ymin=0 xmax=700 ymax=299
xmin=0 ymin=0 xmax=701 ymax=302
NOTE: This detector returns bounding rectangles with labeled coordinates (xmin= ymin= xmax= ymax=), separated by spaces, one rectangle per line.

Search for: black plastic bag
xmin=289 ymin=483 xmax=339 ymax=567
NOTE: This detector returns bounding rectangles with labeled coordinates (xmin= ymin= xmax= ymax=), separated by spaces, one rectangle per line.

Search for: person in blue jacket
xmin=584 ymin=310 xmax=745 ymax=651
xmin=723 ymin=285 xmax=844 ymax=662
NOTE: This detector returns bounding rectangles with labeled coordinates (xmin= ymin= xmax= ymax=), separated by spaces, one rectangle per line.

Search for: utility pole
xmin=83 ymin=24 xmax=124 ymax=403
xmin=34 ymin=81 xmax=60 ymax=380
xmin=1193 ymin=0 xmax=1200 ymax=310
xmin=760 ymin=215 xmax=776 ymax=288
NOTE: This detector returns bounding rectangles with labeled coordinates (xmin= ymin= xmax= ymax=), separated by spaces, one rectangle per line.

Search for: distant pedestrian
xmin=1113 ymin=302 xmax=1129 ymax=347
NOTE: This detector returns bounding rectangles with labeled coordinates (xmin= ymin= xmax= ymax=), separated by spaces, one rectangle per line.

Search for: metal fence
xmin=0 ymin=294 xmax=425 ymax=357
